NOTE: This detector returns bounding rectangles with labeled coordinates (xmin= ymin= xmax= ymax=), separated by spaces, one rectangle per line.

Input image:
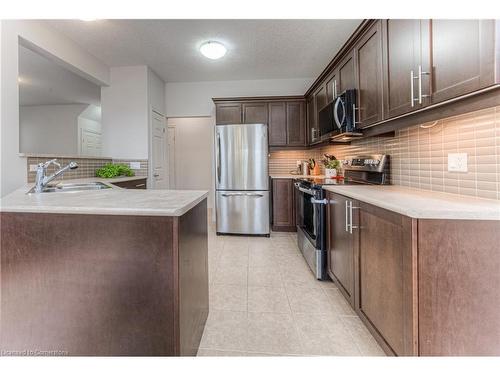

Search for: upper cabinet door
xmin=215 ymin=103 xmax=242 ymax=124
xmin=306 ymin=96 xmax=315 ymax=145
xmin=311 ymin=86 xmax=325 ymax=142
xmin=354 ymin=20 xmax=384 ymax=128
xmin=337 ymin=52 xmax=356 ymax=93
xmin=428 ymin=19 xmax=497 ymax=104
xmin=242 ymin=102 xmax=269 ymax=124
xmin=268 ymin=102 xmax=287 ymax=146
xmin=382 ymin=19 xmax=424 ymax=118
xmin=286 ymin=101 xmax=306 ymax=146
xmin=325 ymin=71 xmax=338 ymax=103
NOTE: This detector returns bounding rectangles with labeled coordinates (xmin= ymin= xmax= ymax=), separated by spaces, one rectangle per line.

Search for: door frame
xmin=148 ymin=108 xmax=168 ymax=189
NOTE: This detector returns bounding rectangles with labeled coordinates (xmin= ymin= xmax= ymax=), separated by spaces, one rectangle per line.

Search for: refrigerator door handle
xmin=221 ymin=192 xmax=264 ymax=197
xmin=216 ymin=132 xmax=221 ymax=186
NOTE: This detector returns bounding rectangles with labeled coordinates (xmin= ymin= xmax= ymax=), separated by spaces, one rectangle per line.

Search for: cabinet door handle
xmin=418 ymin=65 xmax=430 ymax=104
xmin=349 ymin=201 xmax=360 ymax=234
xmin=410 ymin=70 xmax=417 ymax=107
xmin=345 ymin=200 xmax=349 ymax=232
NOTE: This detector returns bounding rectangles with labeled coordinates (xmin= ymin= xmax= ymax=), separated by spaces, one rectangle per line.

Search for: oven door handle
xmin=310 ymin=197 xmax=328 ymax=205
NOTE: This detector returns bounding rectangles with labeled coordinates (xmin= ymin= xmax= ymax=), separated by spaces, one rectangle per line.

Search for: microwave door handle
xmin=333 ymin=97 xmax=345 ymax=129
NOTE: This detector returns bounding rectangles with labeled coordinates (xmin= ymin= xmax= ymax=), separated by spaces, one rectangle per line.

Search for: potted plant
xmin=322 ymin=154 xmax=340 ymax=178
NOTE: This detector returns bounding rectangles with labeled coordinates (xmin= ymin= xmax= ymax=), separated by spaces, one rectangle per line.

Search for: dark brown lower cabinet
xmin=353 ymin=202 xmax=417 ymax=356
xmin=326 ymin=192 xmax=355 ymax=305
xmin=111 ymin=178 xmax=147 ymax=189
xmin=271 ymin=178 xmax=296 ymax=232
xmin=0 ymin=199 xmax=209 ymax=356
xmin=326 ymin=192 xmax=500 ymax=356
xmin=418 ymin=220 xmax=500 ymax=356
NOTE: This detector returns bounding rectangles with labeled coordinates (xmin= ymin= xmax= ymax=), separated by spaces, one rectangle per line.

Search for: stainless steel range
xmin=294 ymin=154 xmax=390 ymax=279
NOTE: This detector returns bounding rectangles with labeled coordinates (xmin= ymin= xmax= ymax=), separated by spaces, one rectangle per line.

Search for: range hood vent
xmin=330 ymin=131 xmax=363 ymax=143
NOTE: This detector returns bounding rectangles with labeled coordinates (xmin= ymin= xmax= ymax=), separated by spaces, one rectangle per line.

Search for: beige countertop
xmin=0 ymin=177 xmax=208 ymax=217
xmin=270 ymin=174 xmax=326 ymax=179
xmin=322 ymin=185 xmax=500 ymax=220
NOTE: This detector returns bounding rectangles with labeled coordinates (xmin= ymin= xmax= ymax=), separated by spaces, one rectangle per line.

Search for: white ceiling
xmin=19 ymin=44 xmax=101 ymax=106
xmin=45 ymin=19 xmax=362 ymax=83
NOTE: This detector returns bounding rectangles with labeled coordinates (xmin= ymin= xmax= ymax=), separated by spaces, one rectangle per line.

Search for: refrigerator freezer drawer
xmin=216 ymin=191 xmax=270 ymax=235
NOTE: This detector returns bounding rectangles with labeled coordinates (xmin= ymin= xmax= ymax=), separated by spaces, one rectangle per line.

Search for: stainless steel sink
xmin=27 ymin=182 xmax=111 ymax=194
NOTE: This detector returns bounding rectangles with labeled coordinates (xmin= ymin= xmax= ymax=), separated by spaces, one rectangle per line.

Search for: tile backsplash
xmin=270 ymin=106 xmax=500 ymax=200
xmin=26 ymin=157 xmax=149 ymax=183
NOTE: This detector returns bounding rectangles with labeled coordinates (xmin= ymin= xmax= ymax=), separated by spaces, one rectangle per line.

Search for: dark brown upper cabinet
xmin=311 ymin=85 xmax=326 ymax=143
xmin=427 ymin=19 xmax=497 ymax=104
xmin=325 ymin=71 xmax=338 ymax=103
xmin=382 ymin=19 xmax=428 ymax=118
xmin=337 ymin=51 xmax=356 ymax=94
xmin=354 ymin=20 xmax=384 ymax=128
xmin=242 ymin=102 xmax=269 ymax=124
xmin=286 ymin=101 xmax=306 ymax=146
xmin=215 ymin=102 xmax=242 ymax=124
xmin=268 ymin=102 xmax=287 ymax=146
xmin=306 ymin=96 xmax=316 ymax=144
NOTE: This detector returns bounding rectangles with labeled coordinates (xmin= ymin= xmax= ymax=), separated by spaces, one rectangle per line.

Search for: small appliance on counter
xmin=294 ymin=154 xmax=390 ymax=279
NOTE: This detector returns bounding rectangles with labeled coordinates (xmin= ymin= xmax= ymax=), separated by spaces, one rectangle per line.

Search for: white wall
xmin=165 ymin=78 xmax=313 ymax=118
xmin=168 ymin=117 xmax=215 ymax=209
xmin=19 ymin=104 xmax=87 ymax=154
xmin=101 ymin=66 xmax=166 ymax=162
xmin=0 ymin=20 xmax=109 ymax=197
xmin=101 ymin=66 xmax=149 ymax=159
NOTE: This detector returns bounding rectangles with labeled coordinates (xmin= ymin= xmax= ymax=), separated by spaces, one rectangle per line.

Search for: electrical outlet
xmin=29 ymin=164 xmax=38 ymax=172
xmin=448 ymin=153 xmax=468 ymax=172
xmin=129 ymin=162 xmax=141 ymax=170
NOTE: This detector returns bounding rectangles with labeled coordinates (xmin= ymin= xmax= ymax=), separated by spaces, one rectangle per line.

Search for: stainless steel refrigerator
xmin=215 ymin=123 xmax=270 ymax=236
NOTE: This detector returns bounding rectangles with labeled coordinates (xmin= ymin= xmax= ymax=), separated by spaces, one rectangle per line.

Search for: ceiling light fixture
xmin=80 ymin=18 xmax=98 ymax=22
xmin=199 ymin=41 xmax=227 ymax=60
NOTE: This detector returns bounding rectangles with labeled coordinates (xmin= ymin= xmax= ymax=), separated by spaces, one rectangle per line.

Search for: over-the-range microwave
xmin=318 ymin=89 xmax=362 ymax=142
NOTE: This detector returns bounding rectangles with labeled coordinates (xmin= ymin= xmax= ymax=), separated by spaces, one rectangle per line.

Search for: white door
xmin=80 ymin=128 xmax=102 ymax=156
xmin=151 ymin=111 xmax=168 ymax=189
xmin=167 ymin=126 xmax=176 ymax=189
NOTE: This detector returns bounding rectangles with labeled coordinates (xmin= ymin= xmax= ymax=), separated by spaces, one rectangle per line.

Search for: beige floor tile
xmin=248 ymin=266 xmax=283 ymax=287
xmin=342 ymin=316 xmax=385 ymax=356
xmin=294 ymin=313 xmax=361 ymax=356
xmin=213 ymin=265 xmax=248 ymax=286
xmin=281 ymin=263 xmax=322 ymax=289
xmin=210 ymin=284 xmax=247 ymax=312
xmin=199 ymin=310 xmax=248 ymax=351
xmin=249 ymin=248 xmax=280 ymax=268
xmin=248 ymin=286 xmax=291 ymax=313
xmin=285 ymin=286 xmax=336 ymax=314
xmin=217 ymin=248 xmax=249 ymax=267
xmin=247 ymin=312 xmax=303 ymax=355
xmin=323 ymin=288 xmax=357 ymax=316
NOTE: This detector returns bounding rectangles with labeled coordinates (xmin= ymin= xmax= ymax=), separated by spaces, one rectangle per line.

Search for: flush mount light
xmin=79 ymin=18 xmax=98 ymax=21
xmin=199 ymin=41 xmax=227 ymax=60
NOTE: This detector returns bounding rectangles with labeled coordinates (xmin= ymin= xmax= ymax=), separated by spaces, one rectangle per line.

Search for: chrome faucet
xmin=34 ymin=159 xmax=78 ymax=193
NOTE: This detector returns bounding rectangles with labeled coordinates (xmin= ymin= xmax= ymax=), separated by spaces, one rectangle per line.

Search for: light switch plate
xmin=29 ymin=164 xmax=38 ymax=172
xmin=129 ymin=162 xmax=141 ymax=170
xmin=448 ymin=153 xmax=468 ymax=172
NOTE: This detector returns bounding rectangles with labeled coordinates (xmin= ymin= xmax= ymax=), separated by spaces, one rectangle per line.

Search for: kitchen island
xmin=0 ymin=181 xmax=209 ymax=356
